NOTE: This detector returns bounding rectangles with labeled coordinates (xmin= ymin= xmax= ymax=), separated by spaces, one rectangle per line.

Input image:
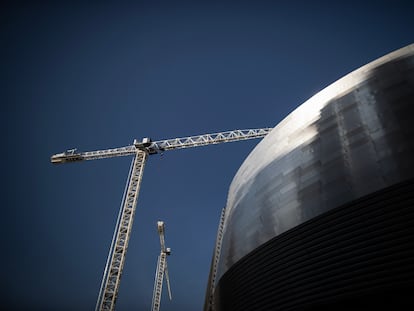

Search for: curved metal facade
xmin=213 ymin=179 xmax=414 ymax=310
xmin=206 ymin=44 xmax=414 ymax=310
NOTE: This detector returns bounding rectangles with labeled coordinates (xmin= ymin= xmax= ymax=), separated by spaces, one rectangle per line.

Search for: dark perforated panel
xmin=214 ymin=179 xmax=414 ymax=311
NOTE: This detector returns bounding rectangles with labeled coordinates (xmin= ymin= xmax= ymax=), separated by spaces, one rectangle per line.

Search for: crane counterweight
xmin=51 ymin=149 xmax=84 ymax=164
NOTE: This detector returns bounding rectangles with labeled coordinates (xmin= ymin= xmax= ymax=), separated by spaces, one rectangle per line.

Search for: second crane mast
xmin=152 ymin=221 xmax=172 ymax=311
xmin=51 ymin=128 xmax=272 ymax=311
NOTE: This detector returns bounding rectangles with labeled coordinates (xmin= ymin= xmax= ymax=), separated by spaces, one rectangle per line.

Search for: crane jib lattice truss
xmin=51 ymin=127 xmax=272 ymax=311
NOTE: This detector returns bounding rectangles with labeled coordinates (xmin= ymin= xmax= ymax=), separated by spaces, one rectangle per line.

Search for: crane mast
xmin=95 ymin=151 xmax=148 ymax=311
xmin=151 ymin=221 xmax=172 ymax=311
xmin=51 ymin=127 xmax=272 ymax=311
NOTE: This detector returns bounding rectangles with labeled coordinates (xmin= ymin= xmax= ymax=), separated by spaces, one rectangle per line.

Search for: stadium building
xmin=205 ymin=44 xmax=414 ymax=311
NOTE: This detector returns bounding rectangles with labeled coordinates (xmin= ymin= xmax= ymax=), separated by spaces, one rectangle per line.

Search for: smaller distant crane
xmin=151 ymin=221 xmax=172 ymax=311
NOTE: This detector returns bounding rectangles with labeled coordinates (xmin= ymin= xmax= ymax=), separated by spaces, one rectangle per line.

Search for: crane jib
xmin=51 ymin=128 xmax=273 ymax=164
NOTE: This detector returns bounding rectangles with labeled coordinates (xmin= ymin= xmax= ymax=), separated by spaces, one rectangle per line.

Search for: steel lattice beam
xmin=96 ymin=151 xmax=148 ymax=311
xmin=51 ymin=128 xmax=272 ymax=163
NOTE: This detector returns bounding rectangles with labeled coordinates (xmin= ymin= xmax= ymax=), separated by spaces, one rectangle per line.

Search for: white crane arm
xmin=51 ymin=146 xmax=136 ymax=163
xmin=147 ymin=128 xmax=273 ymax=153
xmin=50 ymin=128 xmax=272 ymax=164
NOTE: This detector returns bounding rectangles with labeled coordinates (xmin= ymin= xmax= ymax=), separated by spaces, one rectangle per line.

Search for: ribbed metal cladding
xmin=214 ymin=44 xmax=414 ymax=283
xmin=214 ymin=178 xmax=414 ymax=311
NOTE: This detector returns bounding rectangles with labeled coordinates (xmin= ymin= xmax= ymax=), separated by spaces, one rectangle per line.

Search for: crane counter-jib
xmin=50 ymin=146 xmax=137 ymax=163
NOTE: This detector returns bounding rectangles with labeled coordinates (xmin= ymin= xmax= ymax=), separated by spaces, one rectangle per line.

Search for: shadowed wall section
xmin=214 ymin=179 xmax=414 ymax=310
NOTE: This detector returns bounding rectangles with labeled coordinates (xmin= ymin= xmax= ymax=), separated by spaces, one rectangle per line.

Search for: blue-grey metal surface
xmin=214 ymin=44 xmax=414 ymax=284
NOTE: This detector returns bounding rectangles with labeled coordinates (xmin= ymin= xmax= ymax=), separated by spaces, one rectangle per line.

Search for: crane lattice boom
xmin=51 ymin=127 xmax=271 ymax=311
xmin=51 ymin=128 xmax=272 ymax=163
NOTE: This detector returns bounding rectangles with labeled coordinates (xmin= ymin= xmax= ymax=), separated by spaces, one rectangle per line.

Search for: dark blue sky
xmin=2 ymin=1 xmax=413 ymax=310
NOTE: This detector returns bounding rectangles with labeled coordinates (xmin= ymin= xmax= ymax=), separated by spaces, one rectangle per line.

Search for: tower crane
xmin=152 ymin=221 xmax=172 ymax=311
xmin=51 ymin=128 xmax=272 ymax=311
